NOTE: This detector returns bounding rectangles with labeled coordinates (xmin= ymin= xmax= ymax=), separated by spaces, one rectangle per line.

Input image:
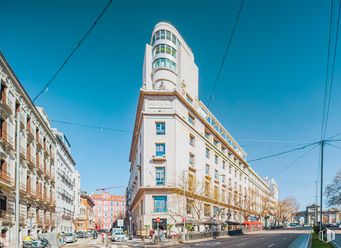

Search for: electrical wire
xmin=326 ymin=142 xmax=341 ymax=150
xmin=51 ymin=119 xmax=130 ymax=133
xmin=33 ymin=0 xmax=113 ymax=103
xmin=321 ymin=0 xmax=341 ymax=139
xmin=271 ymin=144 xmax=318 ymax=177
xmin=207 ymin=0 xmax=246 ymax=107
xmin=323 ymin=0 xmax=341 ymax=138
xmin=321 ymin=0 xmax=335 ymax=139
xmin=247 ymin=141 xmax=320 ymax=163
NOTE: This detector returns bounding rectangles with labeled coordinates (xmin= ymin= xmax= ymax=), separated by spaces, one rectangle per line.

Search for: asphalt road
xmin=65 ymin=228 xmax=311 ymax=248
xmin=181 ymin=232 xmax=301 ymax=248
xmin=171 ymin=228 xmax=310 ymax=248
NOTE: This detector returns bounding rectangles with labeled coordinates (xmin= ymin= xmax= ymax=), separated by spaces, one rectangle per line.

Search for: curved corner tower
xmin=142 ymin=22 xmax=199 ymax=101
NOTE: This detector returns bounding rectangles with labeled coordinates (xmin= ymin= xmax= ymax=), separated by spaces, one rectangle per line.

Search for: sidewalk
xmin=109 ymin=239 xmax=179 ymax=248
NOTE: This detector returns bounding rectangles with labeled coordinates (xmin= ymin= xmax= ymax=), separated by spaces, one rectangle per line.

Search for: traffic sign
xmin=156 ymin=217 xmax=160 ymax=223
xmin=117 ymin=219 xmax=124 ymax=227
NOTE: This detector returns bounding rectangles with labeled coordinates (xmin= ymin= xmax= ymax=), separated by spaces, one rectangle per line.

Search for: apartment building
xmin=0 ymin=53 xmax=56 ymax=244
xmin=52 ymin=128 xmax=76 ymax=233
xmin=91 ymin=192 xmax=125 ymax=229
xmin=75 ymin=192 xmax=95 ymax=231
xmin=126 ymin=22 xmax=279 ymax=234
xmin=73 ymin=170 xmax=81 ymax=229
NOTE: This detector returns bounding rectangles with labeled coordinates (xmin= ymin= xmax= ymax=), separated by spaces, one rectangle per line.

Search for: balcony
xmin=28 ymin=187 xmax=36 ymax=200
xmin=37 ymin=160 xmax=44 ymax=175
xmin=26 ymin=149 xmax=35 ymax=168
xmin=36 ymin=134 xmax=43 ymax=150
xmin=26 ymin=124 xmax=35 ymax=141
xmin=37 ymin=193 xmax=45 ymax=203
xmin=51 ymin=173 xmax=55 ymax=183
xmin=20 ymin=182 xmax=29 ymax=196
xmin=0 ymin=129 xmax=14 ymax=150
xmin=0 ymin=168 xmax=14 ymax=188
xmin=152 ymin=154 xmax=166 ymax=162
xmin=19 ymin=143 xmax=26 ymax=160
xmin=37 ymin=217 xmax=43 ymax=226
xmin=0 ymin=93 xmax=13 ymax=116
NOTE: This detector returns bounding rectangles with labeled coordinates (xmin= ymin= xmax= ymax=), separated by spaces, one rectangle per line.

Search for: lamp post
xmin=15 ymin=114 xmax=20 ymax=248
xmin=182 ymin=171 xmax=186 ymax=241
xmin=129 ymin=215 xmax=132 ymax=240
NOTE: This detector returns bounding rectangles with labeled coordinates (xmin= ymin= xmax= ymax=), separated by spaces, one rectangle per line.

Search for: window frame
xmin=156 ymin=122 xmax=166 ymax=135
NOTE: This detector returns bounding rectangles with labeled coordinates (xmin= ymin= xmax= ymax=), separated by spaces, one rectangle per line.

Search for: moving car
xmin=64 ymin=233 xmax=77 ymax=243
xmin=111 ymin=228 xmax=127 ymax=242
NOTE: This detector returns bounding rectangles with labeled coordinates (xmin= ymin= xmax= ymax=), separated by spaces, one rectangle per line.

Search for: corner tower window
xmin=152 ymin=58 xmax=176 ymax=72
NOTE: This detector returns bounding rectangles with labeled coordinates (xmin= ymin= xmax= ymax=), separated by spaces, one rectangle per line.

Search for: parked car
xmin=286 ymin=223 xmax=299 ymax=228
xmin=85 ymin=231 xmax=93 ymax=238
xmin=64 ymin=233 xmax=77 ymax=243
xmin=76 ymin=231 xmax=86 ymax=238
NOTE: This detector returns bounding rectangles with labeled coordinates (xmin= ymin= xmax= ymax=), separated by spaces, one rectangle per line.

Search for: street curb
xmin=332 ymin=240 xmax=341 ymax=248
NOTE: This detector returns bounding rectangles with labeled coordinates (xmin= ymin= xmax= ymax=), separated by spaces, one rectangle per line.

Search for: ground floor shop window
xmin=152 ymin=218 xmax=167 ymax=231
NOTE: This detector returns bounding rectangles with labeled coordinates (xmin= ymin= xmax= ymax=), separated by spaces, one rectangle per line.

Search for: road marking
xmin=283 ymin=237 xmax=287 ymax=240
xmin=268 ymin=244 xmax=274 ymax=247
xmin=237 ymin=243 xmax=247 ymax=246
xmin=260 ymin=237 xmax=266 ymax=240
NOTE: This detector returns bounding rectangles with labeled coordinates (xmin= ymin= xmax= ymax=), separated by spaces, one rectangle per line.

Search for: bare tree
xmin=325 ymin=170 xmax=341 ymax=207
xmin=242 ymin=188 xmax=258 ymax=221
xmin=276 ymin=197 xmax=299 ymax=225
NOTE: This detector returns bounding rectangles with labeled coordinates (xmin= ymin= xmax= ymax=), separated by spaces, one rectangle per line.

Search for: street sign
xmin=117 ymin=219 xmax=124 ymax=227
xmin=319 ymin=228 xmax=336 ymax=243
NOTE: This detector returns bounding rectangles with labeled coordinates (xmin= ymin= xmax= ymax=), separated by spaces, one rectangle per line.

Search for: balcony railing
xmin=51 ymin=173 xmax=55 ymax=182
xmin=30 ymin=188 xmax=36 ymax=198
xmin=36 ymin=133 xmax=43 ymax=148
xmin=0 ymin=168 xmax=13 ymax=186
xmin=0 ymin=93 xmax=13 ymax=113
xmin=20 ymin=143 xmax=26 ymax=158
xmin=0 ymin=129 xmax=14 ymax=148
xmin=26 ymin=124 xmax=35 ymax=139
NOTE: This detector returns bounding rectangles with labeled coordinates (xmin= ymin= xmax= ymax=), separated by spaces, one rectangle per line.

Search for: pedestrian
xmin=141 ymin=228 xmax=146 ymax=241
xmin=149 ymin=229 xmax=154 ymax=241
xmin=0 ymin=228 xmax=8 ymax=248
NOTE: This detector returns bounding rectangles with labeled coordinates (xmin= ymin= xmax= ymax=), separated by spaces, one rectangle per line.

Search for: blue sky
xmin=1 ymin=0 xmax=341 ymax=210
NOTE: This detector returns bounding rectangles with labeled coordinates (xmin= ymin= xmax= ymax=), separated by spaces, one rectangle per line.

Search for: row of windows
xmin=153 ymin=44 xmax=176 ymax=58
xmin=152 ymin=29 xmax=180 ymax=46
xmin=152 ymin=58 xmax=176 ymax=71
xmin=153 ymin=123 xmax=250 ymax=188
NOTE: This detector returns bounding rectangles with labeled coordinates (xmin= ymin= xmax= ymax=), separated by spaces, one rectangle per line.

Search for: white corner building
xmin=127 ymin=22 xmax=279 ymax=234
xmin=52 ymin=129 xmax=76 ymax=233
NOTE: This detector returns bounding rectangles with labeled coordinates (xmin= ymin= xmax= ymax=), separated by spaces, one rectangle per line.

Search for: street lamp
xmin=129 ymin=215 xmax=132 ymax=240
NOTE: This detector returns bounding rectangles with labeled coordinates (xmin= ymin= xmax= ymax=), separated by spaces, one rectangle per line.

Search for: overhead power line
xmin=248 ymin=141 xmax=320 ymax=163
xmin=207 ymin=0 xmax=246 ymax=107
xmin=51 ymin=120 xmax=130 ymax=133
xmin=320 ymin=0 xmax=341 ymax=139
xmin=271 ymin=144 xmax=318 ymax=177
xmin=33 ymin=0 xmax=113 ymax=103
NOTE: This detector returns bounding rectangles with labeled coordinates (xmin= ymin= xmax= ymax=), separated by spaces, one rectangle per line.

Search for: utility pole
xmin=183 ymin=171 xmax=186 ymax=240
xmin=15 ymin=114 xmax=20 ymax=248
xmin=315 ymin=180 xmax=318 ymax=226
xmin=319 ymin=140 xmax=324 ymax=232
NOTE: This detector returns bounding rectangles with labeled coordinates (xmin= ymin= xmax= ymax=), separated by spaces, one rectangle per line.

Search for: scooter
xmin=22 ymin=238 xmax=51 ymax=248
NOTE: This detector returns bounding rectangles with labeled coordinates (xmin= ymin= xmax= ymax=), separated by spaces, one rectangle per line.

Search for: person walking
xmin=0 ymin=229 xmax=8 ymax=248
xmin=149 ymin=229 xmax=154 ymax=242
